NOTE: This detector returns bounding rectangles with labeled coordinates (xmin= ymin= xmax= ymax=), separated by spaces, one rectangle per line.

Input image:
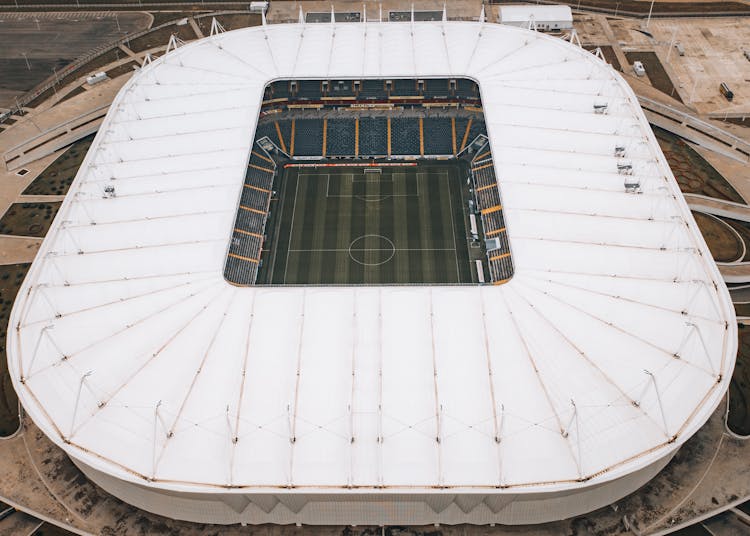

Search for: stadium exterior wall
xmin=72 ymin=452 xmax=675 ymax=525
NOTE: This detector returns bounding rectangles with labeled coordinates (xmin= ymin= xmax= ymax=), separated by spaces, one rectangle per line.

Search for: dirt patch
xmin=723 ymin=117 xmax=750 ymax=128
xmin=625 ymin=51 xmax=682 ymax=103
xmin=722 ymin=218 xmax=750 ymax=262
xmin=654 ymin=127 xmax=745 ymax=203
xmin=214 ymin=13 xmax=262 ymax=31
xmin=29 ymin=523 xmax=77 ymax=536
xmin=57 ymin=85 xmax=87 ymax=105
xmin=127 ymin=23 xmax=197 ymax=54
xmin=23 ymin=134 xmax=94 ymax=196
xmin=0 ymin=263 xmax=30 ymax=436
xmin=0 ymin=203 xmax=62 ymax=237
xmin=692 ymin=212 xmax=743 ymax=262
xmin=728 ymin=325 xmax=750 ymax=436
xmin=106 ymin=61 xmax=138 ymax=80
xmin=584 ymin=45 xmax=622 ymax=71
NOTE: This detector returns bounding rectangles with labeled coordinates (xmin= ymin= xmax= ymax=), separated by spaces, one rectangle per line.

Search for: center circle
xmin=348 ymin=234 xmax=396 ymax=266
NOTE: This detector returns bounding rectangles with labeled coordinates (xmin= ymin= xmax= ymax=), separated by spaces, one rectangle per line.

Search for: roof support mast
xmin=561 ymin=400 xmax=583 ymax=480
xmin=68 ymin=371 xmax=94 ymax=441
xmin=229 ymin=292 xmax=259 ymax=485
xmin=209 ymin=17 xmax=226 ymax=37
xmin=479 ymin=289 xmax=504 ymax=486
xmin=288 ymin=291 xmax=307 ymax=487
xmin=377 ymin=289 xmax=384 ymax=488
xmin=348 ymin=291 xmax=358 ymax=488
xmin=428 ymin=289 xmax=444 ymax=487
xmin=637 ymin=370 xmax=672 ymax=439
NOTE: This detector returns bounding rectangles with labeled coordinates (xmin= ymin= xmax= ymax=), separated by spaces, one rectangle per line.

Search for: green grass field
xmin=257 ymin=162 xmax=475 ymax=285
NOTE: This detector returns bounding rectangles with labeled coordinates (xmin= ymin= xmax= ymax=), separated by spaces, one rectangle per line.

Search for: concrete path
xmin=685 ymin=194 xmax=750 ymax=222
xmin=0 ymin=235 xmax=42 ymax=265
xmin=683 ymin=194 xmax=750 ymax=282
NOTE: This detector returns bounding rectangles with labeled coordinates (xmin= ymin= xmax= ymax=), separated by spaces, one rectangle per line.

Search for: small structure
xmin=497 ymin=5 xmax=573 ymax=32
xmin=85 ymin=72 xmax=108 ymax=86
xmin=249 ymin=1 xmax=268 ymax=14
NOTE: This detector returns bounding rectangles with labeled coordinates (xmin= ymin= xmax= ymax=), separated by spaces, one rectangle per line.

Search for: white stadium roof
xmin=8 ymin=19 xmax=736 ymax=522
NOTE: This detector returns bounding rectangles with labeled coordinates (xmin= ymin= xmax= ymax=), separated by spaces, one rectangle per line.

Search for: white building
xmin=7 ymin=20 xmax=736 ymax=526
xmin=497 ymin=5 xmax=574 ymax=31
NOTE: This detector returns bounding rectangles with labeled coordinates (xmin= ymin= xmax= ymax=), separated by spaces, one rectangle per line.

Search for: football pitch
xmin=257 ymin=163 xmax=475 ymax=285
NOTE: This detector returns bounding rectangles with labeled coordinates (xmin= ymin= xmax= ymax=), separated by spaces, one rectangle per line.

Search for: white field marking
xmin=445 ymin=171 xmax=461 ymax=283
xmin=348 ymin=234 xmax=396 ymax=266
xmin=416 ymin=171 xmax=449 ymax=181
xmin=351 ymin=173 xmax=392 ymax=183
xmin=324 ymin=170 xmax=423 ymax=199
xmin=283 ymin=172 xmax=303 ymax=284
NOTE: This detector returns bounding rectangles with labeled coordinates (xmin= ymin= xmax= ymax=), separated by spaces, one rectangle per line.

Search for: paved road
xmin=0 ymin=11 xmax=150 ymax=109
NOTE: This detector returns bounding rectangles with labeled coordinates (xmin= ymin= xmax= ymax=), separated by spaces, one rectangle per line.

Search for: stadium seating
xmin=253 ymin=121 xmax=278 ymax=146
xmin=454 ymin=117 xmax=471 ymax=152
xmin=467 ymin=119 xmax=488 ymax=147
xmin=328 ymin=80 xmax=356 ymax=97
xmin=326 ymin=118 xmax=356 ymax=156
xmin=269 ymin=80 xmax=291 ymax=99
xmin=274 ymin=120 xmax=293 ymax=155
xmin=241 ymin=185 xmax=270 ymax=212
xmin=455 ymin=78 xmax=478 ymax=99
xmin=475 ymin=182 xmax=501 ymax=209
xmin=358 ymin=117 xmax=388 ymax=156
xmin=293 ymin=118 xmax=324 ymax=156
xmin=297 ymin=80 xmax=323 ymax=99
xmin=390 ymin=118 xmax=420 ymax=155
xmin=391 ymin=79 xmax=420 ymax=97
xmin=358 ymin=79 xmax=387 ymax=99
xmin=423 ymin=79 xmax=451 ymax=99
xmin=423 ymin=117 xmax=453 ymax=155
xmin=488 ymin=252 xmax=513 ymax=284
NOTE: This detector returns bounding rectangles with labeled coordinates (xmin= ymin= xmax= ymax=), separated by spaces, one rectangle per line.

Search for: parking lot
xmin=0 ymin=11 xmax=150 ymax=109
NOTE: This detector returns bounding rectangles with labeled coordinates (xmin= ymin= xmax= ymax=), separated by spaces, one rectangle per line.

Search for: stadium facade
xmin=7 ymin=20 xmax=736 ymax=525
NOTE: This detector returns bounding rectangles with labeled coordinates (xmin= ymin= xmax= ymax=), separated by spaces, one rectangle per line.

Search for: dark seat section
xmin=326 ymin=119 xmax=356 ymax=156
xmin=358 ymin=79 xmax=387 ymax=99
xmin=466 ymin=119 xmax=487 ymax=147
xmin=297 ymin=80 xmax=322 ymax=99
xmin=454 ymin=117 xmax=470 ymax=152
xmin=275 ymin=119 xmax=293 ymax=154
xmin=423 ymin=79 xmax=451 ymax=99
xmin=293 ymin=118 xmax=324 ymax=156
xmin=358 ymin=117 xmax=388 ymax=156
xmin=455 ymin=78 xmax=478 ymax=99
xmin=390 ymin=118 xmax=420 ymax=155
xmin=423 ymin=117 xmax=453 ymax=155
xmin=269 ymin=80 xmax=291 ymax=99
xmin=391 ymin=79 xmax=420 ymax=97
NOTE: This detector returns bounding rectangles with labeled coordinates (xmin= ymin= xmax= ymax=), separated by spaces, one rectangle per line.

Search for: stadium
xmin=6 ymin=17 xmax=737 ymax=526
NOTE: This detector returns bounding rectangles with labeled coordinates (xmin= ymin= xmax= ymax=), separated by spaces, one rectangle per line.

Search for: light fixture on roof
xmin=593 ymin=103 xmax=609 ymax=114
